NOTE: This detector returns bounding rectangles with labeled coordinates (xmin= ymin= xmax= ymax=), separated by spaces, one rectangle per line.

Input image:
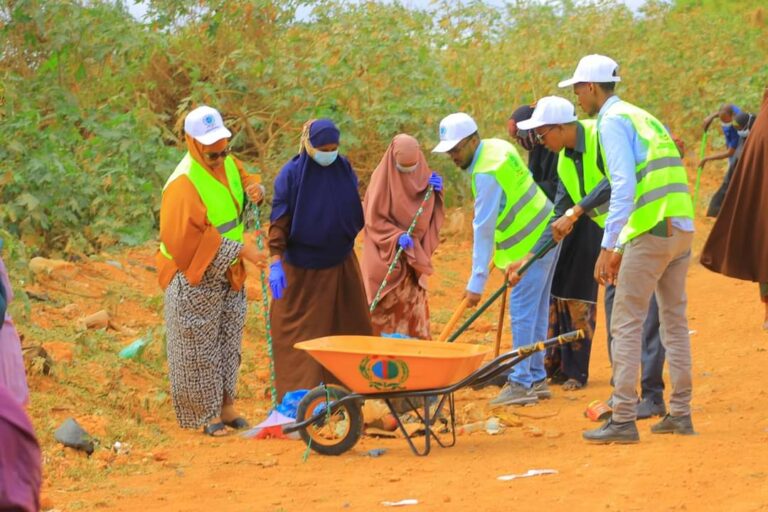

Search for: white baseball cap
xmin=432 ymin=113 xmax=479 ymax=153
xmin=517 ymin=96 xmax=578 ymax=130
xmin=184 ymin=106 xmax=232 ymax=145
xmin=558 ymin=54 xmax=621 ymax=88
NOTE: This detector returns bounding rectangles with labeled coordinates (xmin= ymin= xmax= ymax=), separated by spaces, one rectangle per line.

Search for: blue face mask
xmin=312 ymin=150 xmax=338 ymax=167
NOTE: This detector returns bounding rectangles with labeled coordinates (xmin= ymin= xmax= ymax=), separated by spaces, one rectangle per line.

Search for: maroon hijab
xmin=362 ymin=134 xmax=444 ymax=302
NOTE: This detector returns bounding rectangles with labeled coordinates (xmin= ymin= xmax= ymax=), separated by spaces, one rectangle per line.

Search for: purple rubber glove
xmin=398 ymin=233 xmax=414 ymax=250
xmin=269 ymin=260 xmax=287 ymax=299
xmin=428 ymin=172 xmax=443 ymax=192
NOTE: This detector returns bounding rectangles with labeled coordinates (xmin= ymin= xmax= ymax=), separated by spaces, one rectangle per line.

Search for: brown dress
xmin=269 ymin=216 xmax=372 ymax=400
xmin=701 ymin=88 xmax=768 ymax=293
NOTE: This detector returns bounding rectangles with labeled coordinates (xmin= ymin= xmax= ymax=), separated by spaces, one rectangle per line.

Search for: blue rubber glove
xmin=428 ymin=171 xmax=443 ymax=192
xmin=269 ymin=260 xmax=287 ymax=300
xmin=398 ymin=233 xmax=414 ymax=250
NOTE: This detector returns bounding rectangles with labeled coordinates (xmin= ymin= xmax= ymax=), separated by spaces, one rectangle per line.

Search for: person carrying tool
xmin=558 ymin=55 xmax=695 ymax=443
xmin=361 ymin=134 xmax=444 ymax=339
xmin=516 ymin=96 xmax=607 ymax=391
xmin=706 ymin=111 xmax=756 ymax=217
xmin=699 ymin=103 xmax=743 ymax=170
xmin=432 ymin=113 xmax=557 ymax=406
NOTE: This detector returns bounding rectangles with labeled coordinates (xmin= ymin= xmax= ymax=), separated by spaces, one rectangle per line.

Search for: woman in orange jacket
xmin=158 ymin=106 xmax=266 ymax=437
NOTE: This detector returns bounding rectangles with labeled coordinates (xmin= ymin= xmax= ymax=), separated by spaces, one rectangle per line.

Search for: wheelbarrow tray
xmin=286 ymin=330 xmax=585 ymax=456
xmin=294 ymin=335 xmax=490 ymax=394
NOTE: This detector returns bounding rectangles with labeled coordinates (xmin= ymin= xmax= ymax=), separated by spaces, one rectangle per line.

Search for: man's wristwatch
xmin=564 ymin=208 xmax=576 ymax=219
xmin=613 ymin=246 xmax=625 ymax=255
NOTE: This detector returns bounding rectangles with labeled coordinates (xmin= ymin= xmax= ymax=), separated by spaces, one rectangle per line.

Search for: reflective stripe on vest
xmin=160 ymin=153 xmax=245 ymax=261
xmin=556 ymin=120 xmax=608 ymax=228
xmin=470 ymin=139 xmax=553 ymax=268
xmin=598 ymin=101 xmax=693 ymax=245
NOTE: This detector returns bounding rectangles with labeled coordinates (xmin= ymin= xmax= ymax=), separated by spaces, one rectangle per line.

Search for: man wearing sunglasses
xmin=516 ymin=97 xmax=608 ymax=393
xmin=433 ymin=113 xmax=557 ymax=406
xmin=559 ymin=55 xmax=695 ymax=444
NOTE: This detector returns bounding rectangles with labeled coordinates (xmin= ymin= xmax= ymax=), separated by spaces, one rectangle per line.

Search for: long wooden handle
xmin=437 ymin=298 xmax=469 ymax=342
xmin=493 ymin=288 xmax=507 ymax=357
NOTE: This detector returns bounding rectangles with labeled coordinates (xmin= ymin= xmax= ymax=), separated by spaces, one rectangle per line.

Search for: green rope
xmin=250 ymin=203 xmax=278 ymax=411
xmin=369 ymin=186 xmax=434 ymax=313
xmin=301 ymin=385 xmax=332 ymax=462
xmin=693 ymin=131 xmax=708 ymax=211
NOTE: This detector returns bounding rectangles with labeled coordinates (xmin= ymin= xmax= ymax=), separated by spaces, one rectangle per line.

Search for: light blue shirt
xmin=466 ymin=142 xmax=505 ymax=294
xmin=598 ymin=96 xmax=694 ymax=249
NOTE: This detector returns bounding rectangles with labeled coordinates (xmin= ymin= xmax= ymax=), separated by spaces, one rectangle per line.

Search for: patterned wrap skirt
xmin=370 ymin=267 xmax=430 ymax=340
xmin=164 ymin=239 xmax=246 ymax=429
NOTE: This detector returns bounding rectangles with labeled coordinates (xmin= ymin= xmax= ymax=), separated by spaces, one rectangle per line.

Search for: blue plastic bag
xmin=381 ymin=332 xmax=409 ymax=339
xmin=275 ymin=389 xmax=309 ymax=419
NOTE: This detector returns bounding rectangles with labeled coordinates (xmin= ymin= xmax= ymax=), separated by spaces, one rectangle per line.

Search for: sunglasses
xmin=204 ymin=148 xmax=229 ymax=160
xmin=534 ymin=127 xmax=554 ymax=144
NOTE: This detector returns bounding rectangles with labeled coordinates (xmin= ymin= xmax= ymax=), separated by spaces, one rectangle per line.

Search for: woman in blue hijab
xmin=268 ymin=119 xmax=372 ymax=399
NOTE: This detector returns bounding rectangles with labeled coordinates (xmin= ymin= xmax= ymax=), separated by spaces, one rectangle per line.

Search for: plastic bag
xmin=275 ymin=389 xmax=309 ymax=419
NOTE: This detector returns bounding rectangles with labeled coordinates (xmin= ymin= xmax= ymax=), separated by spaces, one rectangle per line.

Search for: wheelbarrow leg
xmin=428 ymin=393 xmax=456 ymax=450
xmin=383 ymin=393 xmax=456 ymax=456
xmin=383 ymin=397 xmax=432 ymax=456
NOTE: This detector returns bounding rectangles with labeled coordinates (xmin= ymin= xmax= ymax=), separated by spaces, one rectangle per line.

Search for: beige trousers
xmin=610 ymin=228 xmax=694 ymax=422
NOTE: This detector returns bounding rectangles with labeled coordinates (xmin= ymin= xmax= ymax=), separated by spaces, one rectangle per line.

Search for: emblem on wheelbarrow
xmin=359 ymin=355 xmax=409 ymax=391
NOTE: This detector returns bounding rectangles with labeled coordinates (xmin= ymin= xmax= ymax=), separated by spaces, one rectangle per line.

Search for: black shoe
xmin=583 ymin=419 xmax=640 ymax=444
xmin=636 ymin=398 xmax=666 ymax=419
xmin=650 ymin=414 xmax=696 ymax=435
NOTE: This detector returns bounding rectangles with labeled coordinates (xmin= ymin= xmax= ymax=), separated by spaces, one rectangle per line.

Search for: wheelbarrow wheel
xmin=296 ymin=385 xmax=363 ymax=456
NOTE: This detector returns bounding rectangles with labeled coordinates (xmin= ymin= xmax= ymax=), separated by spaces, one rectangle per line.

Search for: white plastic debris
xmin=497 ymin=469 xmax=558 ymax=481
xmin=382 ymin=499 xmax=419 ymax=507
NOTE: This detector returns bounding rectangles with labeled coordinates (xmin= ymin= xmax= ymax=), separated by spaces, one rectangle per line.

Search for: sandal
xmin=203 ymin=422 xmax=230 ymax=437
xmin=562 ymin=378 xmax=585 ymax=391
xmin=223 ymin=417 xmax=249 ymax=430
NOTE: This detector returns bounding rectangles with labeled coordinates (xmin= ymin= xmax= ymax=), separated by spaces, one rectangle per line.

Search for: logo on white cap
xmin=517 ymin=96 xmax=578 ymax=131
xmin=558 ymin=54 xmax=621 ymax=88
xmin=432 ymin=113 xmax=479 ymax=153
xmin=185 ymin=106 xmax=232 ymax=145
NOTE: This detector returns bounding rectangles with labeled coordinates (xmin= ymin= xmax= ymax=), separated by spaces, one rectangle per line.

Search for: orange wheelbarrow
xmin=283 ymin=329 xmax=584 ymax=456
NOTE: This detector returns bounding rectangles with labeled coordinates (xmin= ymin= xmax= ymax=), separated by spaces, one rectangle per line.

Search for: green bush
xmin=1 ymin=0 xmax=766 ymax=256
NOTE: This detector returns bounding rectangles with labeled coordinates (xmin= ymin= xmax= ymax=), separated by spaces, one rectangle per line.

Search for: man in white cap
xmin=433 ymin=113 xmax=557 ymax=406
xmin=559 ymin=55 xmax=695 ymax=443
xmin=517 ymin=96 xmax=609 ymax=391
xmin=522 ymin=97 xmax=669 ymax=419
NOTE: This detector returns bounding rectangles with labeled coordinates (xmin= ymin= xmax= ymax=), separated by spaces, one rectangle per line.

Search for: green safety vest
xmin=598 ymin=101 xmax=693 ymax=245
xmin=556 ymin=119 xmax=609 ymax=228
xmin=160 ymin=153 xmax=245 ymax=261
xmin=471 ymin=139 xmax=553 ymax=268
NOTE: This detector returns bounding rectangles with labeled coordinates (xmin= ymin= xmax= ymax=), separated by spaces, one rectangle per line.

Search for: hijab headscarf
xmin=362 ymin=134 xmax=444 ymax=302
xmin=270 ymin=119 xmax=364 ymax=269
